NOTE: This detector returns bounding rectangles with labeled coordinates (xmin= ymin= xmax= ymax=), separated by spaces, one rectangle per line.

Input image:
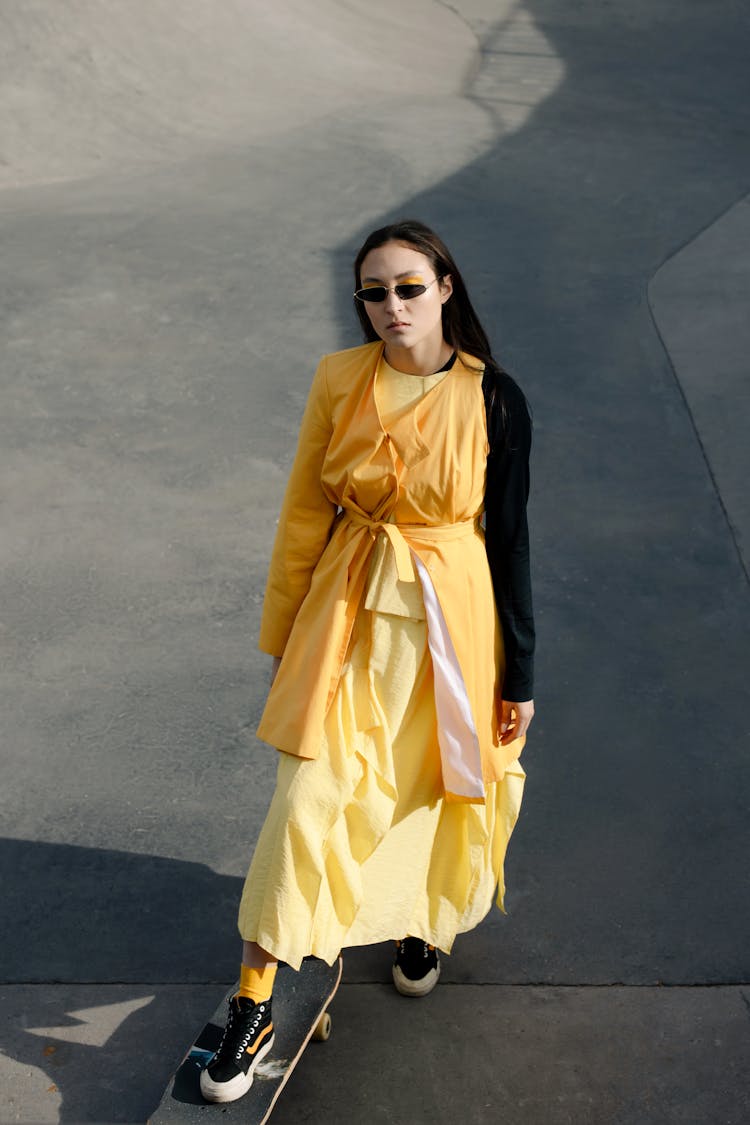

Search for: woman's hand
xmin=498 ymin=698 xmax=535 ymax=745
xmin=270 ymin=656 xmax=282 ymax=686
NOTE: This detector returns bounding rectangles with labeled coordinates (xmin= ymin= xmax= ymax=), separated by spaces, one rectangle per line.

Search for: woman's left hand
xmin=498 ymin=698 xmax=535 ymax=745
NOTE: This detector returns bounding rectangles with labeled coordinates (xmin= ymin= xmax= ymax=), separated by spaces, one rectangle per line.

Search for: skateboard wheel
xmin=312 ymin=1011 xmax=332 ymax=1041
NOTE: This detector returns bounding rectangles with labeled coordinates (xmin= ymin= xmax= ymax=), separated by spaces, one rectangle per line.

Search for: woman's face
xmin=358 ymin=241 xmax=453 ymax=353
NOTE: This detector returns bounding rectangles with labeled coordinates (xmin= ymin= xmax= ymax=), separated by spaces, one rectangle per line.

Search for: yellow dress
xmin=238 ymin=356 xmax=525 ymax=969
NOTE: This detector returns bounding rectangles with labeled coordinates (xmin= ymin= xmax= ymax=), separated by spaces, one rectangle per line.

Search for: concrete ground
xmin=1 ymin=1 xmax=749 ymax=1122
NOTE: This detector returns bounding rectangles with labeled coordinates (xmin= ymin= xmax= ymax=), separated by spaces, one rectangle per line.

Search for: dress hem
xmin=239 ymin=890 xmax=505 ymax=972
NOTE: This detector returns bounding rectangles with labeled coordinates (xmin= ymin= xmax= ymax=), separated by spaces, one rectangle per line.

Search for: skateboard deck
xmin=149 ymin=956 xmax=343 ymax=1123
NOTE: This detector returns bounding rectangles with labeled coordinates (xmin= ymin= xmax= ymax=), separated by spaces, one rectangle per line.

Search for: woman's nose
xmin=383 ymin=288 xmax=404 ymax=312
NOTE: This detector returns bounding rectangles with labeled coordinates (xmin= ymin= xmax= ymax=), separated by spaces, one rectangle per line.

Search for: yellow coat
xmin=257 ymin=340 xmax=524 ymax=795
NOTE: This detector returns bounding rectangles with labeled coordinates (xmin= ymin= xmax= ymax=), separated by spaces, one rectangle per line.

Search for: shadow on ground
xmin=0 ymin=838 xmax=244 ymax=1121
xmin=0 ymin=838 xmax=242 ymax=982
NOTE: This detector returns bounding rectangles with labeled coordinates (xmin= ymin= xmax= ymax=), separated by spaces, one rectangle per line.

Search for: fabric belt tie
xmin=345 ymin=512 xmax=479 ymax=583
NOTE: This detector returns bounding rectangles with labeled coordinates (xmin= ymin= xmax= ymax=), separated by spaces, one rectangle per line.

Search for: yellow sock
xmin=237 ymin=962 xmax=277 ymax=1004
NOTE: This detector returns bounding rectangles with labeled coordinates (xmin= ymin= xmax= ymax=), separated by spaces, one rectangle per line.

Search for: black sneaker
xmin=392 ymin=937 xmax=441 ymax=997
xmin=199 ymin=995 xmax=275 ymax=1103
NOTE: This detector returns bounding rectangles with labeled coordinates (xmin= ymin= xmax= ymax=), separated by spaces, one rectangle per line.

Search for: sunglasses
xmin=353 ymin=277 xmax=442 ymax=304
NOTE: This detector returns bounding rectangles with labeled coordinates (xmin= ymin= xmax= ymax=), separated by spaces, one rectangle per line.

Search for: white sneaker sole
xmin=199 ymin=1031 xmax=275 ymax=1104
xmin=392 ymin=961 xmax=441 ymax=997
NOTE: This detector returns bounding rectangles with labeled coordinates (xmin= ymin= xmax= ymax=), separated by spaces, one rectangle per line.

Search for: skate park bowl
xmin=1 ymin=2 xmax=749 ymax=1122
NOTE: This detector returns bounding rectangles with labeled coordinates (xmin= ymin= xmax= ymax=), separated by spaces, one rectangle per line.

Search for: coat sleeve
xmin=258 ymin=357 xmax=338 ymax=657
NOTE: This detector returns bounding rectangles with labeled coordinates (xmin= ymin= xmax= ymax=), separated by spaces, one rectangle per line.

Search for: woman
xmin=201 ymin=220 xmax=535 ymax=1104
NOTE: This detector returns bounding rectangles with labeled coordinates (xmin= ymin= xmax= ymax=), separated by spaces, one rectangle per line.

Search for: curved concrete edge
xmin=648 ymin=192 xmax=750 ymax=582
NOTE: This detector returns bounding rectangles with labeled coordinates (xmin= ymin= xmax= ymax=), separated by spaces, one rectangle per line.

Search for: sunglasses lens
xmin=395 ymin=284 xmax=428 ymax=300
xmin=354 ymin=282 xmax=432 ymax=302
xmin=354 ymin=287 xmax=388 ymax=303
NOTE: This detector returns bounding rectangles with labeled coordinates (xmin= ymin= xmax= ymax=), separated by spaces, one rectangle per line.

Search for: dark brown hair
xmin=353 ymin=219 xmax=514 ymax=451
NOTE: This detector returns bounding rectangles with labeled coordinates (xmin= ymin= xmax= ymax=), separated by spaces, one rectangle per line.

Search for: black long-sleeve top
xmin=482 ymin=368 xmax=535 ymax=702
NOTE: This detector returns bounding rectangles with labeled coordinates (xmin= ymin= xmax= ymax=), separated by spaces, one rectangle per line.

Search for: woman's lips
xmin=387 ymin=321 xmax=409 ymax=330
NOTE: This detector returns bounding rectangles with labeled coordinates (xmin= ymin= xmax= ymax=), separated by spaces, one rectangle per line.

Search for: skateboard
xmin=149 ymin=956 xmax=343 ymax=1123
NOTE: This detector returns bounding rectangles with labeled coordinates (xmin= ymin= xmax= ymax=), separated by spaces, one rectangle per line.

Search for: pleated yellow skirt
xmin=238 ymin=593 xmax=525 ymax=970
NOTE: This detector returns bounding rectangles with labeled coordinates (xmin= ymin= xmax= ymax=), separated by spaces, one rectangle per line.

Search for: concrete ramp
xmin=2 ymin=1 xmax=749 ymax=1122
xmin=0 ymin=0 xmax=477 ymax=189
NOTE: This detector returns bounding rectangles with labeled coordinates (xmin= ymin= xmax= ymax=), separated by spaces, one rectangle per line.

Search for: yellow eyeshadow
xmin=362 ymin=277 xmax=424 ymax=288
